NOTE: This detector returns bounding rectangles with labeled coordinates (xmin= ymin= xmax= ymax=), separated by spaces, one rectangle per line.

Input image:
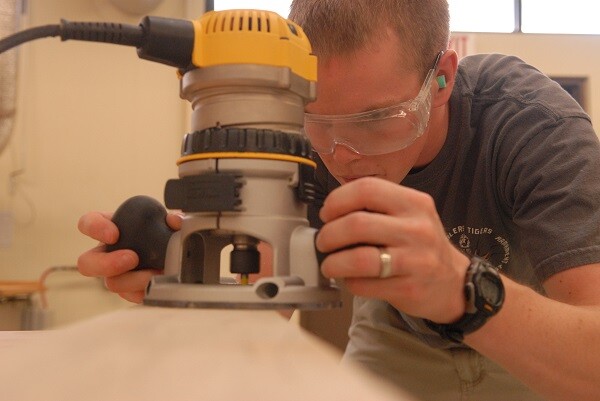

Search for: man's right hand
xmin=77 ymin=211 xmax=182 ymax=303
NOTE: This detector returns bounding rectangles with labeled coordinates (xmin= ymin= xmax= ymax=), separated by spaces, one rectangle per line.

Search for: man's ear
xmin=432 ymin=49 xmax=458 ymax=108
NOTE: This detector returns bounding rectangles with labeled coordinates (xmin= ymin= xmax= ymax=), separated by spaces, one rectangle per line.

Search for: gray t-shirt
xmin=308 ymin=54 xmax=600 ymax=392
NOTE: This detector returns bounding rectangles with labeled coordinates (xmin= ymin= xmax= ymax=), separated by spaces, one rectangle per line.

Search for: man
xmin=78 ymin=1 xmax=600 ymax=400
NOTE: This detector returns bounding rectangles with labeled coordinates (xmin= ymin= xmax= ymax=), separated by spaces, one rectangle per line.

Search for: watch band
xmin=424 ymin=256 xmax=505 ymax=343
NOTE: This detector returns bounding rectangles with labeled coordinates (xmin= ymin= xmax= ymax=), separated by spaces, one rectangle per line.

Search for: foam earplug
xmin=437 ymin=75 xmax=447 ymax=89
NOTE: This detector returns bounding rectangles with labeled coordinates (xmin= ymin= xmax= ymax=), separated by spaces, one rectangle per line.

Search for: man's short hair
xmin=289 ymin=0 xmax=450 ymax=76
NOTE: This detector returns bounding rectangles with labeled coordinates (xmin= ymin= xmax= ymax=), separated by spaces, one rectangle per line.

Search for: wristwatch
xmin=424 ymin=256 xmax=505 ymax=343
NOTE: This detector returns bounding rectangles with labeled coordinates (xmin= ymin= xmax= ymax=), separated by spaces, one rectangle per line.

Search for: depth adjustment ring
xmin=169 ymin=128 xmax=317 ymax=208
xmin=181 ymin=127 xmax=313 ymax=160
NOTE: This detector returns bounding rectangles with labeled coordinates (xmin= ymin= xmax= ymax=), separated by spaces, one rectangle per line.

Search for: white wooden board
xmin=0 ymin=306 xmax=415 ymax=401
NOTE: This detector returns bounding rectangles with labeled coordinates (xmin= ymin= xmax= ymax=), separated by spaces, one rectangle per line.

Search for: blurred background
xmin=0 ymin=0 xmax=598 ymax=332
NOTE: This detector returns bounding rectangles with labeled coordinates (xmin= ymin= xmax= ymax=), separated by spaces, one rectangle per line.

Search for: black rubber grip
xmin=60 ymin=20 xmax=144 ymax=47
xmin=105 ymin=195 xmax=174 ymax=270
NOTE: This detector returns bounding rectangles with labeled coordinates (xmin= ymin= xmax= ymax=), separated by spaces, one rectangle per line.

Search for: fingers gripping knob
xmin=105 ymin=195 xmax=175 ymax=270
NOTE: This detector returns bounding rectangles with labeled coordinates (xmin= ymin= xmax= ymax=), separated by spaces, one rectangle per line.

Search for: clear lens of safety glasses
xmin=303 ymin=55 xmax=441 ymax=156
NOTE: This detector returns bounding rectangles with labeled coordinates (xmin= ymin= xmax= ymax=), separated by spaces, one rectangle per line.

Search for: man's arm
xmin=316 ymin=177 xmax=600 ymax=401
xmin=465 ymin=263 xmax=600 ymax=401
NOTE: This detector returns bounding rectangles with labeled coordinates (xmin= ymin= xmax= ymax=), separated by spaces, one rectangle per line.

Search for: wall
xmin=0 ymin=0 xmax=192 ymax=327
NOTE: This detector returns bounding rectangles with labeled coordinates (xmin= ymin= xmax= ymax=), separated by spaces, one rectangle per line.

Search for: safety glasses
xmin=303 ymin=51 xmax=444 ymax=156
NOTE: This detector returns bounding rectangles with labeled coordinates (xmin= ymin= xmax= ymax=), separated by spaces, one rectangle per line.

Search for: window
xmin=206 ymin=0 xmax=292 ymax=17
xmin=449 ymin=0 xmax=516 ymax=33
xmin=207 ymin=1 xmax=600 ymax=35
xmin=450 ymin=0 xmax=600 ymax=34
xmin=521 ymin=0 xmax=600 ymax=34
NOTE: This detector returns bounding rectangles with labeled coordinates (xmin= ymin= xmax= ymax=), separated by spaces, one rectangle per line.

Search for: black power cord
xmin=0 ymin=24 xmax=61 ymax=53
xmin=0 ymin=16 xmax=195 ymax=69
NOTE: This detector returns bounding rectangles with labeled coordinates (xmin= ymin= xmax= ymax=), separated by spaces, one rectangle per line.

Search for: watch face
xmin=479 ymin=274 xmax=503 ymax=305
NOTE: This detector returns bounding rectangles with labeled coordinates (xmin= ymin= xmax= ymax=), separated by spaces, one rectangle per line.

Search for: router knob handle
xmin=105 ymin=195 xmax=174 ymax=270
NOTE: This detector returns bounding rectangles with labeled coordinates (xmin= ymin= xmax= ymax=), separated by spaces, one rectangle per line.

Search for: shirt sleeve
xmin=497 ymin=110 xmax=600 ymax=282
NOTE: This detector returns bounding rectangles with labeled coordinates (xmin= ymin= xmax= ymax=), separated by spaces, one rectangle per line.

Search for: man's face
xmin=304 ymin=35 xmax=436 ymax=185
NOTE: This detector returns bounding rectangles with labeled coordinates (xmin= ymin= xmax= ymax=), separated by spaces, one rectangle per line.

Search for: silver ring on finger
xmin=378 ymin=247 xmax=393 ymax=279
